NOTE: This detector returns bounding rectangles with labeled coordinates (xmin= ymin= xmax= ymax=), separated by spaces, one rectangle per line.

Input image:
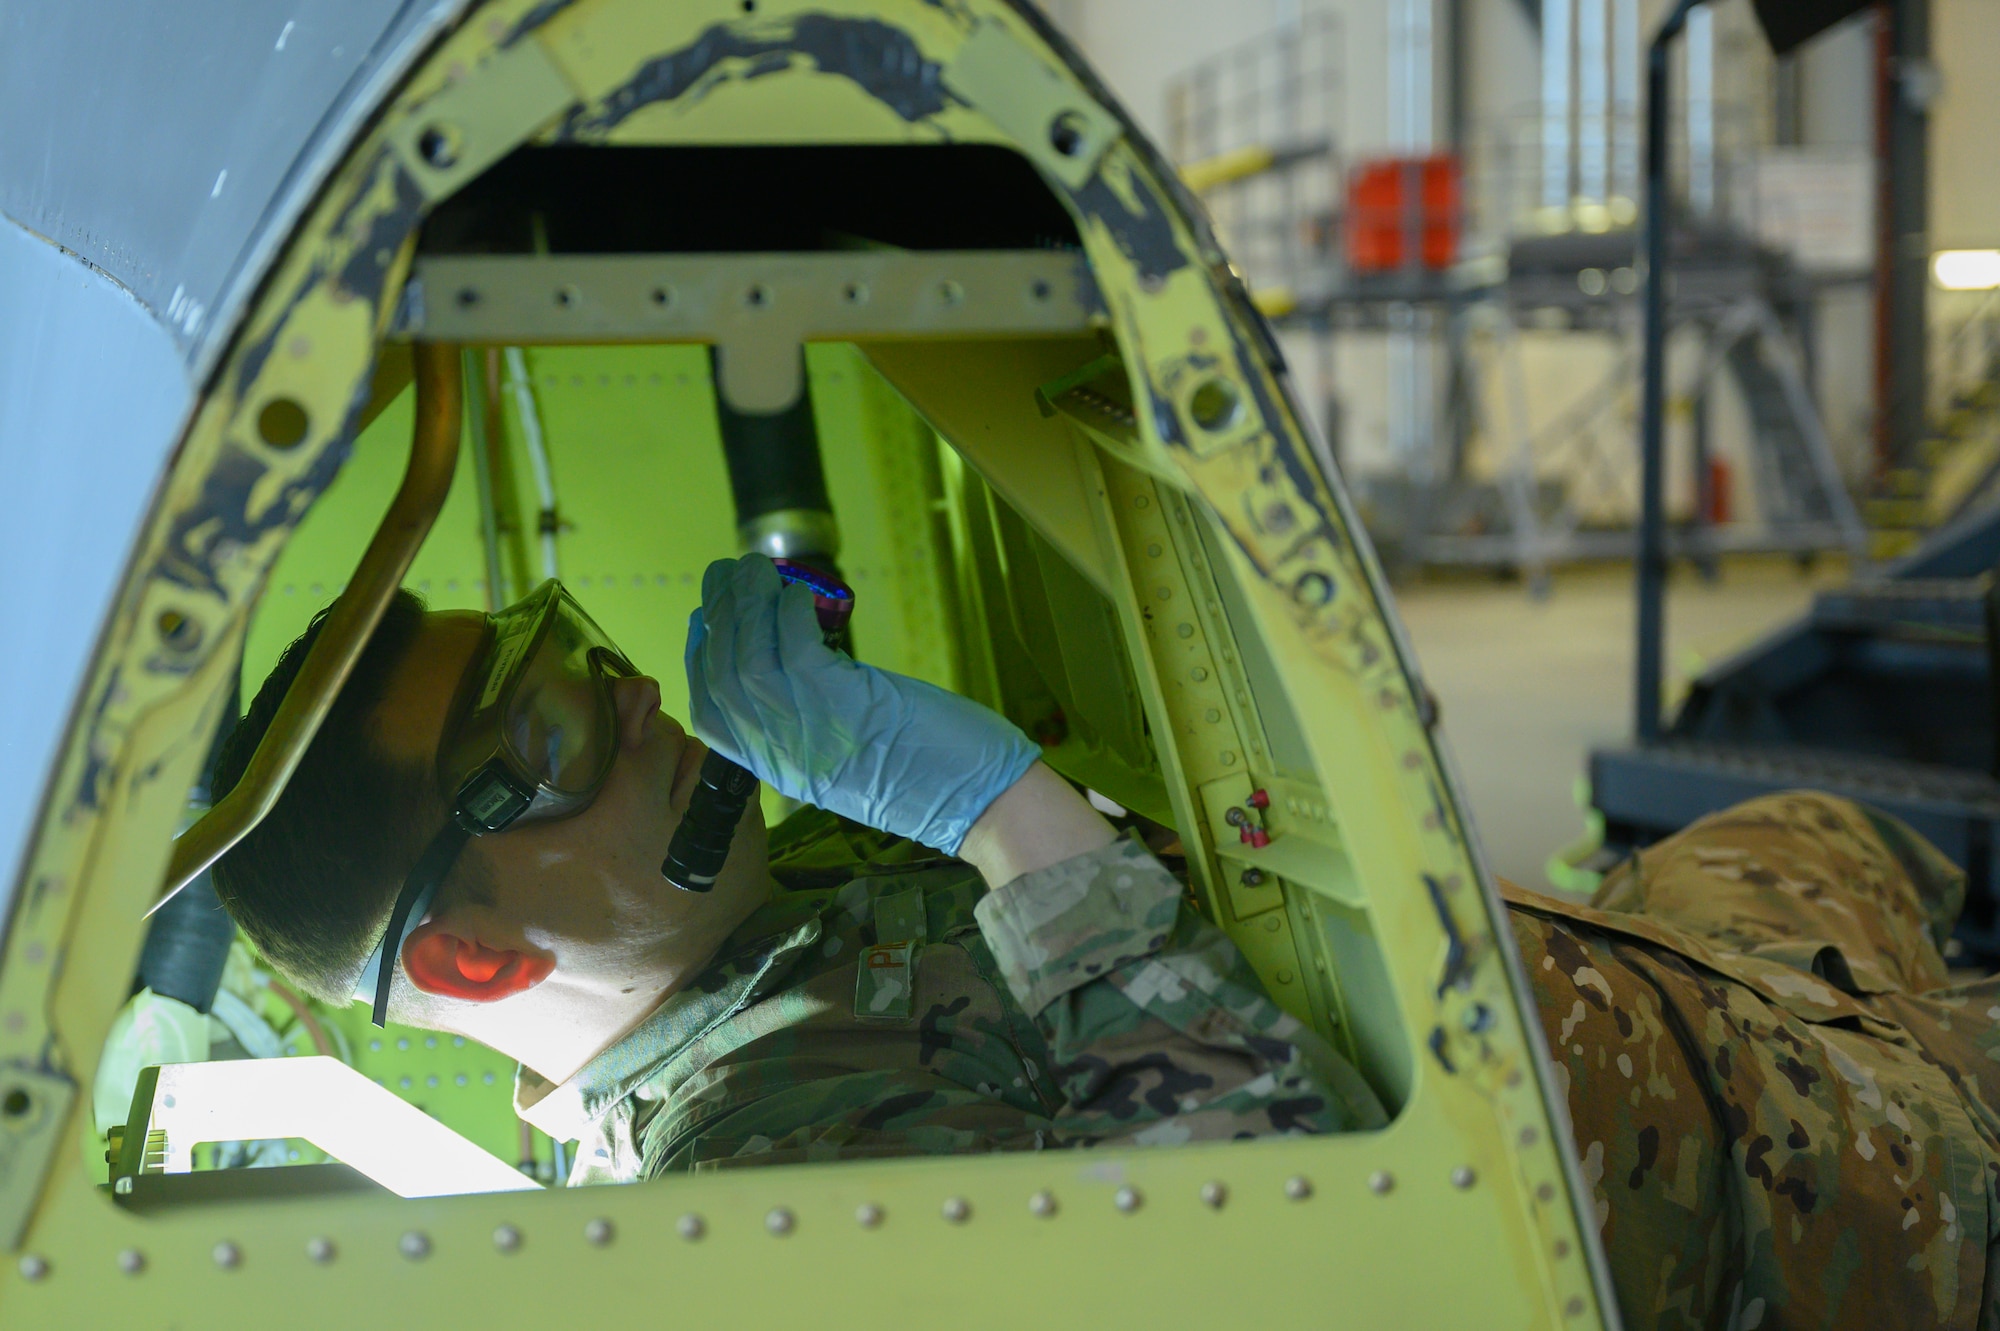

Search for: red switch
xmin=1247 ymin=827 xmax=1271 ymax=849
xmin=1247 ymin=788 xmax=1270 ymax=810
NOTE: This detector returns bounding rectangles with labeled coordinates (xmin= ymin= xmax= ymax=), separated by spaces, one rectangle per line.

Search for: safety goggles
xmin=356 ymin=579 xmax=635 ymax=1026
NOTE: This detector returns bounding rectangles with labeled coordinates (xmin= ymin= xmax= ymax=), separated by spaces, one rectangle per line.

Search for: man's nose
xmin=610 ymin=675 xmax=665 ymax=750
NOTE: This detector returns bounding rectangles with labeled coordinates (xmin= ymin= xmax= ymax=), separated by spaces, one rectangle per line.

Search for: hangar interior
xmin=0 ymin=0 xmax=1995 ymax=1326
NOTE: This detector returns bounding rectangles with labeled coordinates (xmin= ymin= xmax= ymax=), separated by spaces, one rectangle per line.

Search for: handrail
xmin=153 ymin=341 xmax=463 ymax=910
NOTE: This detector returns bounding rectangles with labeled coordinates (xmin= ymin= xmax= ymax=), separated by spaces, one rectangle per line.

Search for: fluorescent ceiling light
xmin=137 ymin=1057 xmax=539 ymax=1198
xmin=1933 ymin=250 xmax=2000 ymax=290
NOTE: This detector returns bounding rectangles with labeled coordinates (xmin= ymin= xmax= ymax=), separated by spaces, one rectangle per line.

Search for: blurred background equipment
xmin=1163 ymin=0 xmax=1876 ymax=585
xmin=1077 ymin=0 xmax=1999 ymax=919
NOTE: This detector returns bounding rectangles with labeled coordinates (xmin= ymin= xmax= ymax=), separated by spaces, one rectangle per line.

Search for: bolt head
xmin=1284 ymin=1175 xmax=1313 ymax=1201
xmin=1113 ymin=1185 xmax=1142 ymax=1213
xmin=1027 ymin=1189 xmax=1057 ymax=1218
xmin=212 ymin=1241 xmax=241 ymax=1270
xmin=765 ymin=1207 xmax=795 ymax=1236
xmin=1368 ymin=1170 xmax=1395 ymax=1195
xmin=1239 ymin=868 xmax=1265 ymax=886
xmin=305 ymin=1236 xmax=336 ymax=1264
xmin=940 ymin=1196 xmax=970 ymax=1224
xmin=112 ymin=1176 xmax=134 ymax=1196
xmin=491 ymin=1225 xmax=521 ymax=1254
xmin=584 ymin=1217 xmax=615 ymax=1246
xmin=1224 ymin=806 xmax=1249 ymax=827
xmin=1451 ymin=1166 xmax=1477 ymax=1190
xmin=1199 ymin=1180 xmax=1228 ymax=1209
xmin=417 ymin=123 xmax=459 ymax=169
xmin=398 ymin=1231 xmax=430 ymax=1261
xmin=677 ymin=1213 xmax=706 ymax=1241
xmin=17 ymin=1254 xmax=47 ymax=1282
xmin=1047 ymin=110 xmax=1088 ymax=157
xmin=117 ymin=1248 xmax=144 ymax=1276
xmin=855 ymin=1203 xmax=884 ymax=1228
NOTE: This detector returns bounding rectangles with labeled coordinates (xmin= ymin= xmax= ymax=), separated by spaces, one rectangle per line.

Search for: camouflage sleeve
xmin=974 ymin=836 xmax=1386 ymax=1144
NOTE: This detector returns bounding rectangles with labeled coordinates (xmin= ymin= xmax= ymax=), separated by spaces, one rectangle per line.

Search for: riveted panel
xmin=0 ymin=2 xmax=1618 ymax=1328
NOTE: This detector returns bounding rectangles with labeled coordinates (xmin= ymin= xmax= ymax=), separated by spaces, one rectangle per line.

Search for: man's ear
xmin=400 ymin=919 xmax=554 ymax=1004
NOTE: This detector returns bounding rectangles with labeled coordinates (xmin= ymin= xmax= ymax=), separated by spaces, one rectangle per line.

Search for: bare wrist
xmin=957 ymin=762 xmax=1116 ymax=888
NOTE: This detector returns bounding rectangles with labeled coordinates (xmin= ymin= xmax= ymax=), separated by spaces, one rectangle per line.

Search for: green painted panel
xmin=233 ymin=342 xmax=972 ymax=1167
xmin=805 ymin=342 xmax=961 ymax=691
xmin=505 ymin=344 xmax=737 ymax=719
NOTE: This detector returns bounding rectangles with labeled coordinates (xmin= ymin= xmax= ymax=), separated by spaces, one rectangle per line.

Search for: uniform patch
xmin=855 ymin=887 xmax=929 ymax=1021
xmin=856 ymin=941 xmax=917 ymax=1020
xmin=873 ymin=887 xmax=929 ymax=948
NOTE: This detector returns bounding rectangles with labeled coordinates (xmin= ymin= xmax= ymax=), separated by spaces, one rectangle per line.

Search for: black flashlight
xmin=661 ymin=559 xmax=855 ymax=892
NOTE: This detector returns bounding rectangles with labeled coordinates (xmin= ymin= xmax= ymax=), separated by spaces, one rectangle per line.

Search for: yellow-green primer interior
xmin=0 ymin=3 xmax=1618 ymax=1326
xmin=248 ymin=337 xmax=1418 ymax=1161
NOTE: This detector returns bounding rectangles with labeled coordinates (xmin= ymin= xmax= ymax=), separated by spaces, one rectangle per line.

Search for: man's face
xmin=370 ymin=609 xmax=772 ymax=1014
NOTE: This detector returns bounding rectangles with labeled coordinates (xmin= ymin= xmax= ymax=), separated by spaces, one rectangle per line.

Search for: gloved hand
xmin=685 ymin=554 xmax=1042 ymax=854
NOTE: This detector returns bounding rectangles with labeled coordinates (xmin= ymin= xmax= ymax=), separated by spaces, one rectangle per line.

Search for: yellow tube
xmin=153 ymin=342 xmax=463 ymax=910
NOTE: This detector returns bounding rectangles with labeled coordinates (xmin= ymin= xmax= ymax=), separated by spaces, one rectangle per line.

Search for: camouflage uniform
xmin=516 ymin=808 xmax=1386 ymax=1182
xmin=521 ymin=788 xmax=1999 ymax=1328
xmin=1507 ymin=791 xmax=1999 ymax=1330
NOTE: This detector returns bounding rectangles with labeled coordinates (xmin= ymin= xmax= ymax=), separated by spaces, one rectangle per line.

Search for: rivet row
xmin=35 ymin=1167 xmax=1481 ymax=1282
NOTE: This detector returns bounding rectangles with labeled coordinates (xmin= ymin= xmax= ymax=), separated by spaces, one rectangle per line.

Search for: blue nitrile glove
xmin=685 ymin=554 xmax=1042 ymax=854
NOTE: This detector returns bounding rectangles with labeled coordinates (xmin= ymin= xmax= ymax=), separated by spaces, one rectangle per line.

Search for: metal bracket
xmin=399 ymin=250 xmax=1099 ymax=414
xmin=1199 ymin=773 xmax=1363 ymax=918
xmin=0 ymin=1063 xmax=76 ymax=1251
xmin=945 ymin=20 xmax=1120 ymax=190
xmin=389 ymin=36 xmax=579 ymax=202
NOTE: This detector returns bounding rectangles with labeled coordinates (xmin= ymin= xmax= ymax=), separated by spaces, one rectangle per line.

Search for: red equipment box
xmin=1345 ymin=154 xmax=1462 ymax=273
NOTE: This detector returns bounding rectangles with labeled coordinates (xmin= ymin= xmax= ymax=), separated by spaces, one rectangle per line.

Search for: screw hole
xmin=1186 ymin=377 xmax=1241 ymax=433
xmin=843 ymin=281 xmax=869 ymax=305
xmin=1292 ymin=570 xmax=1335 ymax=607
xmin=745 ymin=284 xmax=771 ymax=308
xmin=256 ymin=397 xmax=310 ymax=449
xmin=1030 ymin=278 xmax=1052 ymax=301
xmin=937 ymin=280 xmax=964 ymax=307
xmin=1048 ymin=111 xmax=1088 ymax=158
xmin=155 ymin=609 xmax=202 ymax=651
xmin=555 ymin=284 xmax=580 ymax=309
xmin=741 ymin=0 xmax=756 ymax=10
xmin=455 ymin=287 xmax=480 ymax=309
xmin=416 ymin=124 xmax=459 ymax=169
xmin=650 ymin=286 xmax=673 ymax=308
xmin=1 ymin=1089 xmax=30 ymax=1118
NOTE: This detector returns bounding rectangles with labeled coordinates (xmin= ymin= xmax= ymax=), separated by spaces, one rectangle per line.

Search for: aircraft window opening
xmin=107 ymin=331 xmax=1405 ymax=1207
xmin=420 ymin=144 xmax=1082 ymax=257
xmin=101 ymin=123 xmax=1413 ymax=1213
xmin=10 ymin=11 xmax=1613 ymax=1320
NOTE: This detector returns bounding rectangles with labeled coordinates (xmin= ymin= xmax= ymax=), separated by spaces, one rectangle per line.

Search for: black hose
xmin=136 ymin=872 xmax=235 ymax=1013
xmin=136 ymin=679 xmax=241 ymax=1011
xmin=711 ymin=346 xmax=834 ymax=523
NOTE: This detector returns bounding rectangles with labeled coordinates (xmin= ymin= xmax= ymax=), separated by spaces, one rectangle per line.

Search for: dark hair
xmin=210 ymin=590 xmax=439 ymax=1003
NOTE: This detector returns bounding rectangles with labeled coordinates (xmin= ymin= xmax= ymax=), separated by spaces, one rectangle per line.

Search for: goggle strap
xmin=370 ymin=822 xmax=468 ymax=1028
